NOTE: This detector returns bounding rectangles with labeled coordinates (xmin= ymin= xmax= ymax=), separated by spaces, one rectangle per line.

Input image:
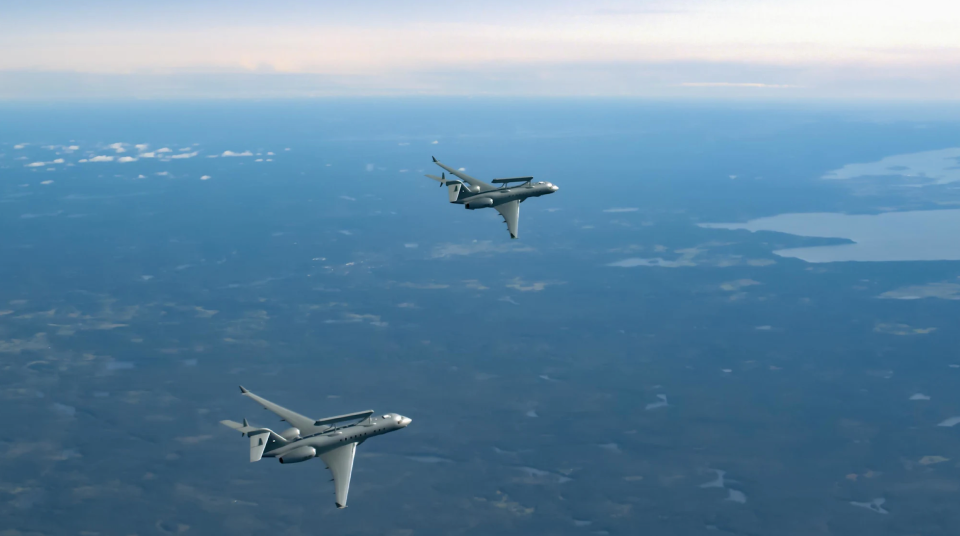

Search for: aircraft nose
xmin=550 ymin=185 xmax=559 ymax=191
xmin=399 ymin=416 xmax=412 ymax=427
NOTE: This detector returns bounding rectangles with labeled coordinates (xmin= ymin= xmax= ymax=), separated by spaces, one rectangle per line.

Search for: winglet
xmin=242 ymin=418 xmax=249 ymax=427
xmin=239 ymin=385 xmax=248 ymax=394
xmin=432 ymin=156 xmax=437 ymax=162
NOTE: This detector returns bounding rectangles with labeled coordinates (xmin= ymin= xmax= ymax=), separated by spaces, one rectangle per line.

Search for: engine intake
xmin=465 ymin=198 xmax=493 ymax=209
xmin=279 ymin=446 xmax=316 ymax=464
xmin=279 ymin=427 xmax=300 ymax=440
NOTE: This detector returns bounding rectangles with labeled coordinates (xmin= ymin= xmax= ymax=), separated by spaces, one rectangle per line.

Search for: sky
xmin=2 ymin=0 xmax=959 ymax=99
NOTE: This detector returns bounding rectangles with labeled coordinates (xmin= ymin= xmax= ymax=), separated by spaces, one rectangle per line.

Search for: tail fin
xmin=221 ymin=420 xmax=291 ymax=462
xmin=248 ymin=431 xmax=271 ymax=462
xmin=425 ymin=173 xmax=467 ymax=203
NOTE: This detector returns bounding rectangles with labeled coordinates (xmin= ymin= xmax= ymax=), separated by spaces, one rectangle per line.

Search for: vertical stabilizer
xmin=249 ymin=432 xmax=270 ymax=462
xmin=447 ymin=182 xmax=462 ymax=202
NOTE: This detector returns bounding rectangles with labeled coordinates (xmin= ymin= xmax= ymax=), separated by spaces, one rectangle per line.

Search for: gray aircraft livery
xmin=221 ymin=386 xmax=412 ymax=509
xmin=426 ymin=157 xmax=559 ymax=239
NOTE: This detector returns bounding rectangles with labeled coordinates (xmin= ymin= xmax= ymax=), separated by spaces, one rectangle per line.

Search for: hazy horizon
xmin=3 ymin=0 xmax=959 ymax=100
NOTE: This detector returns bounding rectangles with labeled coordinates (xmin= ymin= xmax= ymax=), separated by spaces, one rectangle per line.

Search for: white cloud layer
xmin=221 ymin=150 xmax=253 ymax=157
xmin=0 ymin=1 xmax=958 ymax=99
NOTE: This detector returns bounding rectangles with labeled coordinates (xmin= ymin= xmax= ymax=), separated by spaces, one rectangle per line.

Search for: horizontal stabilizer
xmin=220 ymin=419 xmax=261 ymax=435
xmin=221 ymin=419 xmax=243 ymax=430
xmin=314 ymin=410 xmax=374 ymax=427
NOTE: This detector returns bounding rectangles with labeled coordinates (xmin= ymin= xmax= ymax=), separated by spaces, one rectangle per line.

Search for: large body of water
xmin=702 ymin=209 xmax=960 ymax=262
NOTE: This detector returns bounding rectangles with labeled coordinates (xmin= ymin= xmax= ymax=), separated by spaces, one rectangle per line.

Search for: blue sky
xmin=2 ymin=0 xmax=958 ymax=99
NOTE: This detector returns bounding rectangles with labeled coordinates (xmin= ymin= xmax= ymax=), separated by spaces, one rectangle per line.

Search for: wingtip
xmin=336 ymin=502 xmax=346 ymax=509
xmin=431 ymin=156 xmax=437 ymax=162
xmin=239 ymin=385 xmax=248 ymax=394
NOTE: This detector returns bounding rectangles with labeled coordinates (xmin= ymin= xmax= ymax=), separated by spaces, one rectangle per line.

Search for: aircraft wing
xmin=495 ymin=200 xmax=520 ymax=239
xmin=319 ymin=443 xmax=357 ymax=509
xmin=238 ymin=386 xmax=318 ymax=432
xmin=432 ymin=157 xmax=494 ymax=191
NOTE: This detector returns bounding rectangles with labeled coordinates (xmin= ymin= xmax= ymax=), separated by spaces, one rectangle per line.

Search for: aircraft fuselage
xmin=265 ymin=413 xmax=411 ymax=460
xmin=456 ymin=182 xmax=558 ymax=209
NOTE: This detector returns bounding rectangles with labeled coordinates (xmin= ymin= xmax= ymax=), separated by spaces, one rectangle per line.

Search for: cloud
xmin=170 ymin=152 xmax=197 ymax=159
xmin=13 ymin=144 xmax=26 ymax=149
xmin=719 ymin=279 xmax=761 ymax=291
xmin=432 ymin=241 xmax=534 ymax=258
xmin=505 ymin=278 xmax=560 ymax=292
xmin=431 ymin=140 xmax=439 ymax=144
xmin=107 ymin=142 xmax=125 ymax=153
xmin=339 ymin=195 xmax=356 ymax=201
xmin=324 ymin=313 xmax=386 ymax=326
xmin=365 ymin=163 xmax=375 ymax=171
xmin=880 ymin=282 xmax=960 ymax=300
xmin=85 ymin=155 xmax=115 ymax=162
xmin=603 ymin=207 xmax=639 ymax=213
xmin=645 ymin=394 xmax=669 ymax=411
xmin=398 ymin=282 xmax=449 ymax=289
xmin=135 ymin=144 xmax=148 ymax=151
xmin=117 ymin=156 xmax=137 ymax=163
xmin=938 ymin=416 xmax=960 ymax=427
xmin=607 ymin=257 xmax=696 ymax=268
xmin=200 ymin=175 xmax=211 ymax=180
xmin=139 ymin=151 xmax=156 ymax=158
xmin=156 ymin=147 xmax=172 ymax=153
xmin=874 ymin=323 xmax=936 ymax=336
xmin=4 ymin=4 xmax=959 ymax=101
xmin=26 ymin=158 xmax=65 ymax=167
xmin=679 ymin=82 xmax=800 ymax=88
xmin=221 ymin=150 xmax=252 ymax=157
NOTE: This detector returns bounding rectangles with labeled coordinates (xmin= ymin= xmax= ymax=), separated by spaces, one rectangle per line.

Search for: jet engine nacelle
xmin=279 ymin=446 xmax=316 ymax=464
xmin=465 ymin=198 xmax=493 ymax=210
xmin=279 ymin=427 xmax=300 ymax=440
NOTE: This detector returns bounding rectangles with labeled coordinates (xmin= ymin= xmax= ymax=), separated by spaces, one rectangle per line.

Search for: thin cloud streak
xmin=679 ymin=83 xmax=803 ymax=88
xmin=0 ymin=0 xmax=958 ymax=98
